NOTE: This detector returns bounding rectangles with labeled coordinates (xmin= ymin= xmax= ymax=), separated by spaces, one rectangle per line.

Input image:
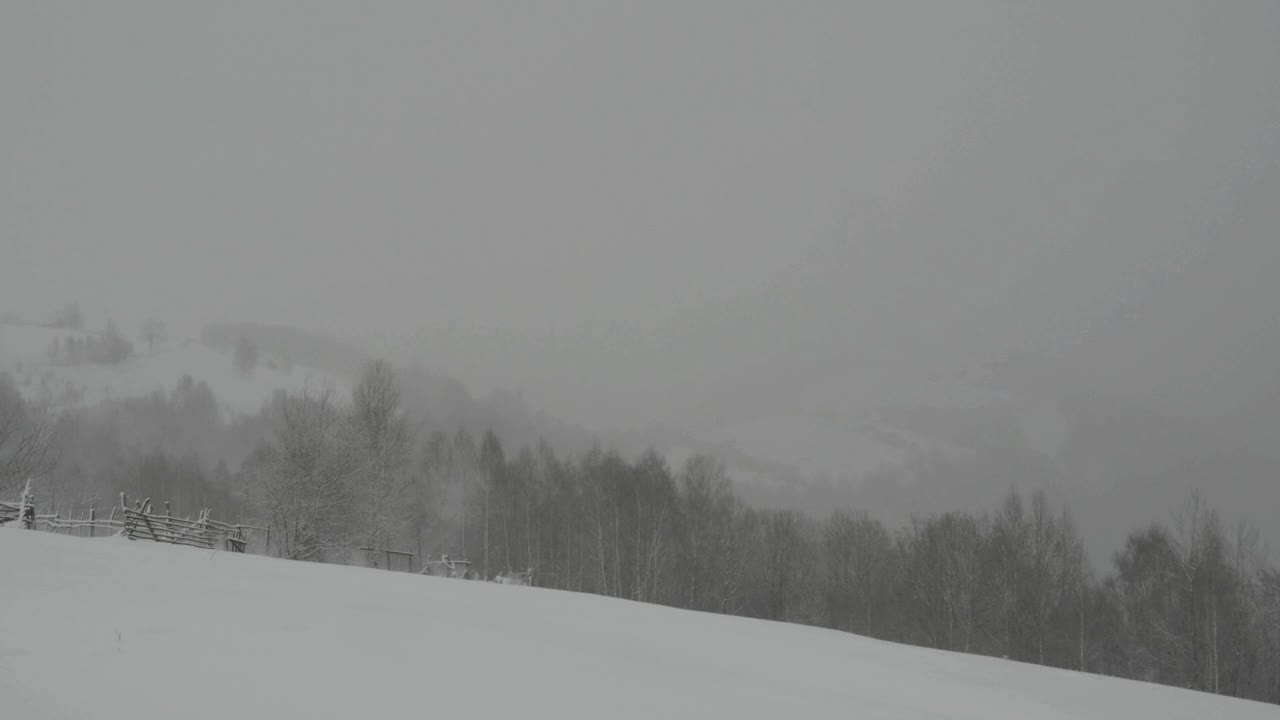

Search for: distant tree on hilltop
xmin=140 ymin=318 xmax=167 ymax=353
xmin=52 ymin=302 xmax=84 ymax=330
xmin=99 ymin=321 xmax=133 ymax=364
xmin=234 ymin=335 xmax=259 ymax=376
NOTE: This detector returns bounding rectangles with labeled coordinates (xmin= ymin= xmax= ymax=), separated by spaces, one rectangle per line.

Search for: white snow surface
xmin=0 ymin=323 xmax=348 ymax=416
xmin=2 ymin=531 xmax=1274 ymax=719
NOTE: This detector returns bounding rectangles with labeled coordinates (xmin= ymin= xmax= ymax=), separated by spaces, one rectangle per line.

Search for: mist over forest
xmin=4 ymin=310 xmax=1280 ymax=701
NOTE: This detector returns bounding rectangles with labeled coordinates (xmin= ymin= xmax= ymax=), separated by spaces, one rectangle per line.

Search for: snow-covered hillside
xmin=0 ymin=323 xmax=348 ymax=416
xmin=2 ymin=530 xmax=1273 ymax=719
xmin=701 ymin=414 xmax=968 ymax=482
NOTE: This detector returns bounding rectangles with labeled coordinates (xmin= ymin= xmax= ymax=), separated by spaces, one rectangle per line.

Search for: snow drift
xmin=1 ymin=529 xmax=1273 ymax=719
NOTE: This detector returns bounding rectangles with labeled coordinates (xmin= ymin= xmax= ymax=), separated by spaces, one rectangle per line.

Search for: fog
xmin=4 ymin=3 xmax=1280 ymax=555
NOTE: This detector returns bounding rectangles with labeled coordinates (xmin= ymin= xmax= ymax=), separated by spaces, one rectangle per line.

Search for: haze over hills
xmin=5 ymin=309 xmax=1279 ymax=565
xmin=6 ymin=1 xmax=1280 ymax=712
xmin=5 ymin=3 xmax=1279 ymax=557
xmin=0 ymin=321 xmax=349 ymax=417
xmin=0 ymin=315 xmax=837 ymax=493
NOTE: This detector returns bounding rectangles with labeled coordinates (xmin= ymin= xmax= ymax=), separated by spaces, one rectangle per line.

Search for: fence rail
xmin=35 ymin=515 xmax=126 ymax=536
xmin=118 ymin=494 xmax=259 ymax=552
xmin=4 ymin=484 xmax=265 ymax=553
xmin=20 ymin=503 xmax=126 ymax=537
xmin=8 ymin=482 xmax=527 ymax=588
xmin=0 ymin=480 xmax=35 ymax=528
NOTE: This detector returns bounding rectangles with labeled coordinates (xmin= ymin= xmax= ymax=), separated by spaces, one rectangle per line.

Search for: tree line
xmin=241 ymin=361 xmax=1280 ymax=704
xmin=3 ymin=361 xmax=1279 ymax=704
xmin=44 ymin=322 xmax=134 ymax=366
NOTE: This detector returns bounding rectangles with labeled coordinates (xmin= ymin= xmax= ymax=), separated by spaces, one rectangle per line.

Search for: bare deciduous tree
xmin=822 ymin=509 xmax=895 ymax=636
xmin=51 ymin=302 xmax=83 ymax=330
xmin=251 ymin=385 xmax=355 ymax=561
xmin=0 ymin=374 xmax=58 ymax=494
xmin=140 ymin=318 xmax=166 ymax=353
xmin=348 ymin=359 xmax=412 ymax=555
xmin=234 ymin=335 xmax=259 ymax=376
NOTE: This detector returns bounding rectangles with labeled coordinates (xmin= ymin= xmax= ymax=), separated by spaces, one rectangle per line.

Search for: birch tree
xmin=349 ymin=360 xmax=411 ymax=553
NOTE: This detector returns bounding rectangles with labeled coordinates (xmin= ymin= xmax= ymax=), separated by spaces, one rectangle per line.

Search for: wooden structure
xmin=0 ymin=500 xmax=22 ymax=526
xmin=360 ymin=546 xmax=416 ymax=572
xmin=420 ymin=554 xmax=474 ymax=579
xmin=5 ymin=481 xmax=268 ymax=556
xmin=119 ymin=493 xmax=260 ymax=552
xmin=494 ymin=568 xmax=536 ymax=586
xmin=2 ymin=482 xmax=119 ymax=535
xmin=33 ymin=506 xmax=126 ymax=537
xmin=0 ymin=480 xmax=36 ymax=528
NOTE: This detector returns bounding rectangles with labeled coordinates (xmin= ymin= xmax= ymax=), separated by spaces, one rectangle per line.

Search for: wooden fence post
xmin=139 ymin=498 xmax=157 ymax=541
xmin=19 ymin=479 xmax=33 ymax=529
xmin=89 ymin=506 xmax=96 ymax=538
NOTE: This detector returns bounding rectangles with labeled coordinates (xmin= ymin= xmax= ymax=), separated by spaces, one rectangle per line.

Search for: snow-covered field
xmin=2 ymin=530 xmax=1273 ymax=719
xmin=0 ymin=323 xmax=348 ymax=416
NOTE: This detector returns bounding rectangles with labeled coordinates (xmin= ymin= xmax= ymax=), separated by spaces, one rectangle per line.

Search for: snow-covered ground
xmin=2 ymin=530 xmax=1273 ymax=719
xmin=701 ymin=414 xmax=956 ymax=482
xmin=0 ymin=323 xmax=348 ymax=416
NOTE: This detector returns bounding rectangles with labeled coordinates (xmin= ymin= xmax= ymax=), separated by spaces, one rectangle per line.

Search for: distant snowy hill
xmin=2 ymin=529 xmax=1274 ymax=720
xmin=0 ymin=322 xmax=349 ymax=417
xmin=697 ymin=412 xmax=979 ymax=483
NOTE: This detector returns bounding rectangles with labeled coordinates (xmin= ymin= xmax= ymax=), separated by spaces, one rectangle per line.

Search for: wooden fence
xmin=34 ymin=506 xmax=126 ymax=537
xmin=119 ymin=493 xmax=262 ymax=552
xmin=0 ymin=480 xmax=36 ymax=528
xmin=8 ymin=483 xmax=534 ymax=585
xmin=420 ymin=555 xmax=474 ymax=579
xmin=4 ymin=482 xmax=267 ymax=555
xmin=0 ymin=500 xmax=22 ymax=527
xmin=360 ymin=546 xmax=416 ymax=572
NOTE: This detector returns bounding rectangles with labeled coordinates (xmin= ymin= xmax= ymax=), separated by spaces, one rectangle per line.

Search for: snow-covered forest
xmin=4 ymin=353 xmax=1278 ymax=705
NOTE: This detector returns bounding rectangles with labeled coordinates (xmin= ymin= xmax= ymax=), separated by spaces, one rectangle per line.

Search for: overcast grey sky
xmin=3 ymin=1 xmax=1278 ymax=433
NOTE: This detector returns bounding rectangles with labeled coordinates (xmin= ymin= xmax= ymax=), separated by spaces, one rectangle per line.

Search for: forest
xmin=2 ymin=361 xmax=1279 ymax=705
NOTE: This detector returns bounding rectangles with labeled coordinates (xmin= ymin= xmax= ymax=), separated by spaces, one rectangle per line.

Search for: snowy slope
xmin=701 ymin=414 xmax=969 ymax=482
xmin=0 ymin=323 xmax=348 ymax=416
xmin=1 ymin=530 xmax=1273 ymax=719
